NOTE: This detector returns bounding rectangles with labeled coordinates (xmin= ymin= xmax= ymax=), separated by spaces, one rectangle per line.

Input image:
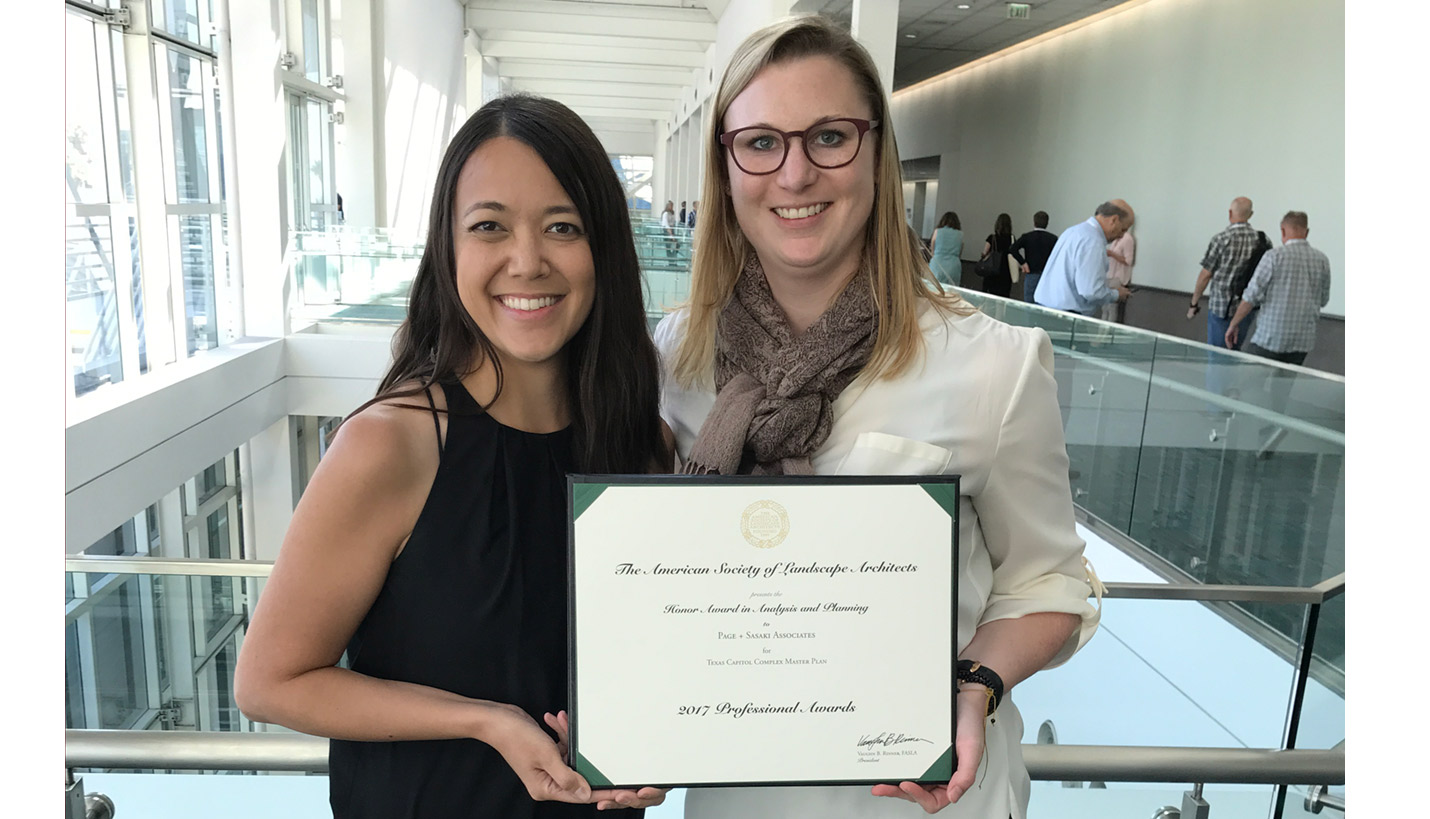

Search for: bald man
xmin=1187 ymin=196 xmax=1266 ymax=351
xmin=1032 ymin=199 xmax=1135 ymax=316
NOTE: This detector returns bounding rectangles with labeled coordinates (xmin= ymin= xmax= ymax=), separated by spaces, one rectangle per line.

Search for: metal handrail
xmin=66 ymin=555 xmax=274 ymax=577
xmin=952 ymin=286 xmax=1347 ymax=385
xmin=64 ymin=730 xmax=1343 ymax=786
xmin=64 ymin=555 xmax=1345 ymax=604
xmin=1103 ymin=574 xmax=1345 ymax=605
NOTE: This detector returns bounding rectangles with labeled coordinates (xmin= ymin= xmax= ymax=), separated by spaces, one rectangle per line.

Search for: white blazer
xmin=654 ymin=301 xmax=1100 ymax=819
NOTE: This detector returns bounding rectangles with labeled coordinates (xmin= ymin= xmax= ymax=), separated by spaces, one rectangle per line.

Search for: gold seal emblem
xmin=741 ymin=500 xmax=790 ymax=549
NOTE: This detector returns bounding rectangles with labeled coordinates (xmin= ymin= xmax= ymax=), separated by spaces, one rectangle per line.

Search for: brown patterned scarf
xmin=683 ymin=255 xmax=877 ymax=475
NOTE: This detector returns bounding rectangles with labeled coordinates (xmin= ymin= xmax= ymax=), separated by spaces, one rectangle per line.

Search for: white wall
xmin=591 ymin=123 xmax=657 ymax=159
xmin=661 ymin=0 xmax=800 ymax=203
xmin=890 ymin=0 xmax=1345 ymax=316
xmin=65 ymin=329 xmax=394 ymax=555
xmin=378 ymin=0 xmax=468 ymax=239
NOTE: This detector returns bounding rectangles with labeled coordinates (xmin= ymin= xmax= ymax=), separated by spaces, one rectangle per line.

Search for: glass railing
xmin=955 ymin=289 xmax=1345 ymax=695
xmin=630 ymin=220 xmax=694 ymax=327
xmin=288 ymin=227 xmax=423 ymax=324
xmin=63 ymin=556 xmax=1342 ymax=819
xmin=65 ymin=562 xmax=268 ymax=736
xmin=284 ymin=240 xmax=1344 ymax=674
xmin=282 ymin=242 xmax=1346 ymax=683
xmin=288 ymin=223 xmax=694 ymax=328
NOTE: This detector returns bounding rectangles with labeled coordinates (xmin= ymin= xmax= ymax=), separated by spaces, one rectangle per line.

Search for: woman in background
xmin=929 ymin=210 xmax=964 ymax=286
xmin=234 ymin=95 xmax=669 ymax=818
xmin=1103 ymin=226 xmax=1135 ymax=322
xmin=979 ymin=212 xmax=1015 ymax=297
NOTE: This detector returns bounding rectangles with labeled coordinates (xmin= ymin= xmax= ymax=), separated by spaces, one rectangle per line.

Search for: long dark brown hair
xmin=355 ymin=94 xmax=668 ymax=473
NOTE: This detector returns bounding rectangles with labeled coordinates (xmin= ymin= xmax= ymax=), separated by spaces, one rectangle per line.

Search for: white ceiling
xmin=811 ymin=0 xmax=1126 ymax=88
xmin=464 ymin=0 xmax=1126 ymax=133
xmin=465 ymin=0 xmax=720 ymax=129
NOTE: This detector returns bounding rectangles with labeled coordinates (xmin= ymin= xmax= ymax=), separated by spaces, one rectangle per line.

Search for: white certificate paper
xmin=568 ymin=476 xmax=958 ymax=788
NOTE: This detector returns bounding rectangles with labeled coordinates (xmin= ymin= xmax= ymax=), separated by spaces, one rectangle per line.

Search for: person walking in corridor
xmin=1224 ymin=210 xmax=1332 ymax=452
xmin=1010 ymin=210 xmax=1057 ymax=303
xmin=1033 ymin=200 xmax=1134 ymax=315
xmin=929 ymin=210 xmax=964 ymax=285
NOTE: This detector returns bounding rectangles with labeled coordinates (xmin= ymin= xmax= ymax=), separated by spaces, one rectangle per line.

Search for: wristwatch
xmin=956 ymin=659 xmax=1004 ymax=718
xmin=1188 ymin=301 xmax=1201 ymax=315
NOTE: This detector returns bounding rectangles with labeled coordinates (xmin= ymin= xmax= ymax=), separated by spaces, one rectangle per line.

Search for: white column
xmin=229 ymin=1 xmax=292 ymax=337
xmin=688 ymin=110 xmax=705 ymax=203
xmin=245 ymin=417 xmax=298 ymax=562
xmin=464 ymin=29 xmax=484 ymax=115
xmin=679 ymin=122 xmax=692 ymax=207
xmin=698 ymin=100 xmax=713 ymax=201
xmin=652 ymin=121 xmax=669 ymax=212
xmin=334 ymin=0 xmax=378 ymax=228
xmin=482 ymin=58 xmax=502 ymax=104
xmin=851 ymin=0 xmax=899 ymax=96
xmin=672 ymin=123 xmax=684 ymax=212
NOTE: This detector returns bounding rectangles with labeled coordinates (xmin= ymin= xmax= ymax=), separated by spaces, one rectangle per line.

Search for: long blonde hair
xmin=671 ymin=15 xmax=971 ymax=389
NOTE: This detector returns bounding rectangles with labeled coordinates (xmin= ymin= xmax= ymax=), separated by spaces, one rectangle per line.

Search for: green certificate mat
xmin=567 ymin=475 xmax=959 ymax=788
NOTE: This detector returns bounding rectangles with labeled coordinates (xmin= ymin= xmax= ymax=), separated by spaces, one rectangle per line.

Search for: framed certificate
xmin=567 ymin=475 xmax=959 ymax=789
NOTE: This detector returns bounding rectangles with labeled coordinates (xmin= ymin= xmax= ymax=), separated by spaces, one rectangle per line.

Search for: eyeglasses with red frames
xmin=718 ymin=117 xmax=880 ymax=176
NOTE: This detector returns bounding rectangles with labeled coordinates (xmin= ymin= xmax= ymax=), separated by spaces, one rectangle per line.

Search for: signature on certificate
xmin=856 ymin=732 xmax=933 ymax=748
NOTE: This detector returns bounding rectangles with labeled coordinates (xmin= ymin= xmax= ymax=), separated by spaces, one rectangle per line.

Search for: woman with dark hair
xmin=234 ymin=95 xmax=669 ymax=817
xmin=929 ymin=211 xmax=963 ymax=285
xmin=979 ymin=212 xmax=1015 ymax=297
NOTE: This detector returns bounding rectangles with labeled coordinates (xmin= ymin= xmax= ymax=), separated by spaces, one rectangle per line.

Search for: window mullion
xmin=200 ymin=59 xmax=236 ymax=345
xmin=149 ymin=41 xmax=191 ymax=360
xmin=138 ymin=575 xmax=164 ymax=712
xmin=155 ymin=490 xmax=199 ymax=716
xmin=75 ymin=615 xmax=102 ymax=728
xmin=119 ymin=1 xmax=180 ymax=369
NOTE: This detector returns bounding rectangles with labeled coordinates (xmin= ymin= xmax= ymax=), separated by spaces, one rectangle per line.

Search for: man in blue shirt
xmin=1033 ymin=200 xmax=1134 ymax=315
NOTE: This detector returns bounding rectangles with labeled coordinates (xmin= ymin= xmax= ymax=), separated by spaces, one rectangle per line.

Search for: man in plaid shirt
xmin=1225 ymin=210 xmax=1331 ymax=364
xmin=1225 ymin=211 xmax=1332 ymax=453
xmin=1187 ymin=196 xmax=1262 ymax=351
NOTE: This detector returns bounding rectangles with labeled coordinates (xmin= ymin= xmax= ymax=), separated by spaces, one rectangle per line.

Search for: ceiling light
xmin=905 ymin=33 xmax=917 ymax=38
xmin=957 ymin=3 xmax=970 ymax=8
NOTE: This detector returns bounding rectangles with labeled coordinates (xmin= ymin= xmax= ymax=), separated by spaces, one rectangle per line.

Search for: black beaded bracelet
xmin=956 ymin=659 xmax=1004 ymax=717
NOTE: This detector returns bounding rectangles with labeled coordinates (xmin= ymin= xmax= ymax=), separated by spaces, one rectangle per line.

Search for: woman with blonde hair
xmin=655 ymin=15 xmax=1100 ymax=819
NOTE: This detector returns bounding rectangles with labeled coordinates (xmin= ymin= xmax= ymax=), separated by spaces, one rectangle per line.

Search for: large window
xmin=157 ymin=44 xmax=226 ymax=353
xmin=66 ymin=10 xmax=144 ymax=395
xmin=66 ymin=504 xmax=162 ymax=730
xmin=66 ymin=3 xmax=231 ymax=397
xmin=65 ymin=450 xmax=251 ymax=734
xmin=611 ymin=154 xmax=655 ymax=211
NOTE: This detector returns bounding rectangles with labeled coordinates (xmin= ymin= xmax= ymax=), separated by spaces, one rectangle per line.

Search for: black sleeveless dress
xmin=330 ymin=381 xmax=631 ymax=818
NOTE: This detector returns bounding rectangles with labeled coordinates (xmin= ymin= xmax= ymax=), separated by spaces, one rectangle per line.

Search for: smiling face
xmin=722 ymin=55 xmax=877 ymax=295
xmin=451 ymin=136 xmax=595 ymax=373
